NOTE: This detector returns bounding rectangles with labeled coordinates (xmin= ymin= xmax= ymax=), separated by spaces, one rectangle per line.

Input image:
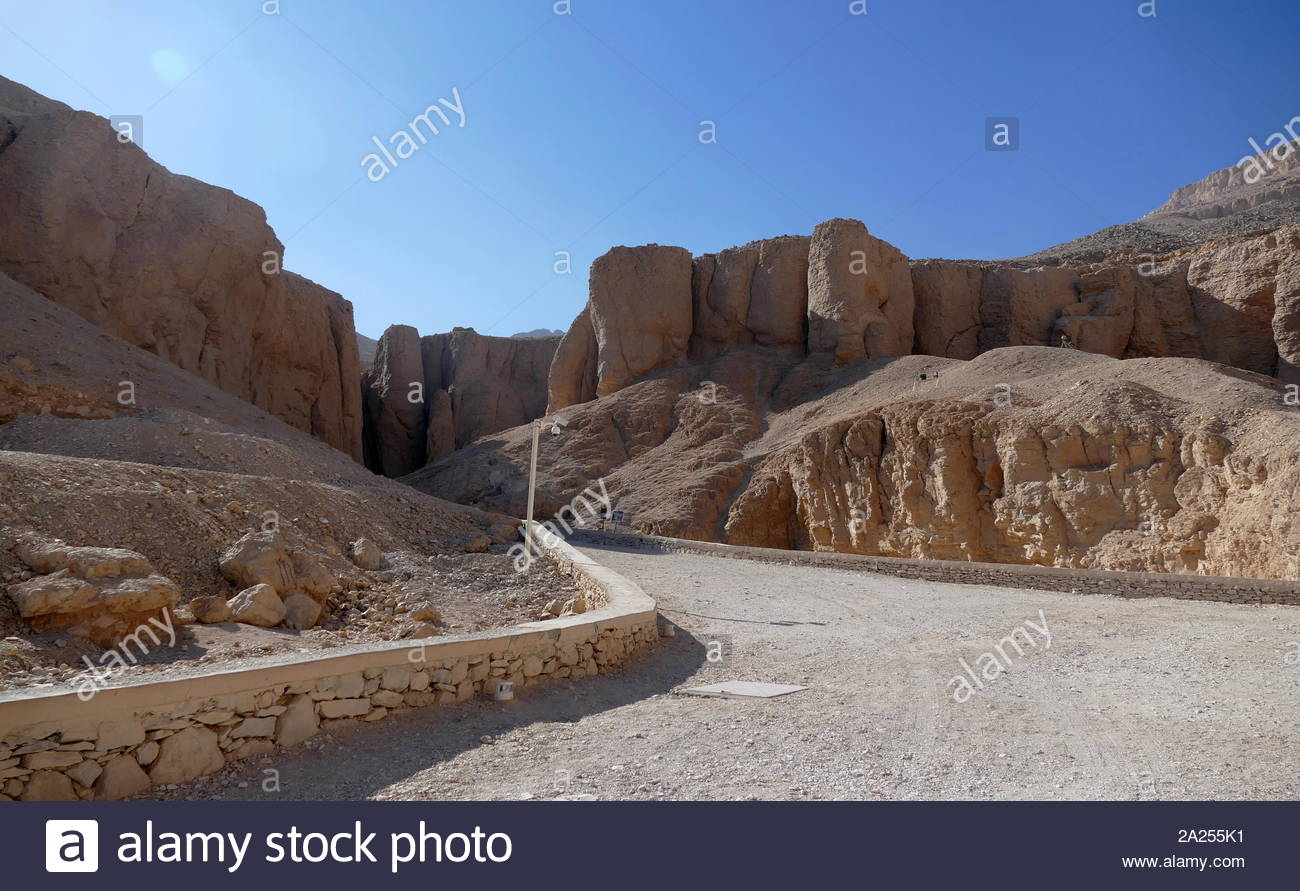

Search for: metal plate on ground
xmin=681 ymin=681 xmax=808 ymax=699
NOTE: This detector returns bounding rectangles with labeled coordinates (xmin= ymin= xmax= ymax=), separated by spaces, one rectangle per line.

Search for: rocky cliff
xmin=415 ymin=202 xmax=1300 ymax=578
xmin=411 ymin=342 xmax=1300 ymax=580
xmin=548 ymin=220 xmax=1300 ymax=408
xmin=363 ymin=325 xmax=558 ymax=476
xmin=1146 ymin=139 xmax=1300 ymax=220
xmin=1020 ymin=138 xmax=1300 ymax=264
xmin=0 ymin=76 xmax=362 ymax=459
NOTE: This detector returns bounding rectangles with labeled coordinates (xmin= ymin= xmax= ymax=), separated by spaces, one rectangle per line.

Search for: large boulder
xmin=348 ymin=537 xmax=384 ymax=570
xmin=281 ymin=592 xmax=322 ymax=630
xmin=218 ymin=530 xmax=295 ymax=592
xmin=229 ymin=584 xmax=286 ymax=627
xmin=0 ymin=76 xmax=362 ymax=459
xmin=7 ymin=537 xmax=180 ymax=646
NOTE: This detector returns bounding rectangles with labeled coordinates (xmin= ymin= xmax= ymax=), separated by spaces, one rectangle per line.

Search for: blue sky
xmin=1 ymin=0 xmax=1296 ymax=338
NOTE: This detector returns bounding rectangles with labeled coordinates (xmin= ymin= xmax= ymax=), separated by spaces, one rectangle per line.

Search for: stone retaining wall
xmin=574 ymin=530 xmax=1300 ymax=606
xmin=0 ymin=535 xmax=658 ymax=801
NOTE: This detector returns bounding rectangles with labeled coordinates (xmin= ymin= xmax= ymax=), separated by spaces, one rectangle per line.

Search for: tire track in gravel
xmin=802 ymin=583 xmax=949 ymax=791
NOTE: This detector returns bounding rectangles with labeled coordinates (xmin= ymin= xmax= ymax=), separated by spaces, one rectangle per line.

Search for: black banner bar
xmin=3 ymin=801 xmax=1289 ymax=887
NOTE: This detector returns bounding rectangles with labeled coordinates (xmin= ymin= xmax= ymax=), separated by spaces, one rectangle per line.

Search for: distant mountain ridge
xmin=1019 ymin=138 xmax=1300 ymax=265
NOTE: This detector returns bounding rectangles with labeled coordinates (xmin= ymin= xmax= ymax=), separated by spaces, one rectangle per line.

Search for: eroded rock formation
xmin=363 ymin=325 xmax=558 ymax=476
xmin=421 ymin=202 xmax=1300 ymax=578
xmin=413 ymin=344 xmax=1300 ymax=579
xmin=0 ymin=76 xmax=362 ymax=459
xmin=7 ymin=536 xmax=181 ymax=646
xmin=547 ymin=220 xmax=1300 ymax=414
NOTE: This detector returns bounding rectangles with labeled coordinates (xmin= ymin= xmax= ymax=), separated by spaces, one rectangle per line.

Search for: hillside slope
xmin=408 ymin=342 xmax=1300 ymax=579
xmin=0 ymin=76 xmax=362 ymax=459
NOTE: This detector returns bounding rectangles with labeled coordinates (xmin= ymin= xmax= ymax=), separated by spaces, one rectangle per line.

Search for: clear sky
xmin=2 ymin=0 xmax=1296 ymax=339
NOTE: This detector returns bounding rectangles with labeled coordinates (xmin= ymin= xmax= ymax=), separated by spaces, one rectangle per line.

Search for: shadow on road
xmin=194 ymin=616 xmax=707 ymax=801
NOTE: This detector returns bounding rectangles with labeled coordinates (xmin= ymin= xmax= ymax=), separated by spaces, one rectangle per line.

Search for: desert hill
xmin=0 ymin=265 xmax=555 ymax=686
xmin=1018 ymin=138 xmax=1300 ymax=265
xmin=409 ymin=340 xmax=1300 ymax=579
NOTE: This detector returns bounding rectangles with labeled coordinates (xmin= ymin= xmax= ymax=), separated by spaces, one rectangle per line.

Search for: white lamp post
xmin=524 ymin=419 xmax=540 ymax=557
xmin=524 ymin=415 xmax=567 ymax=557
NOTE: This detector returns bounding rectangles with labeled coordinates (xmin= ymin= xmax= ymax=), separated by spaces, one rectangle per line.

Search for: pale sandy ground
xmin=153 ymin=541 xmax=1300 ymax=801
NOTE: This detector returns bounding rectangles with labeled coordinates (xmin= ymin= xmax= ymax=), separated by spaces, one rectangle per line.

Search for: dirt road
xmin=163 ymin=540 xmax=1300 ymax=801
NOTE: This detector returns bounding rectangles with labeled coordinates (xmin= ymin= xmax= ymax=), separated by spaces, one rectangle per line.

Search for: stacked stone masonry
xmin=0 ymin=537 xmax=658 ymax=801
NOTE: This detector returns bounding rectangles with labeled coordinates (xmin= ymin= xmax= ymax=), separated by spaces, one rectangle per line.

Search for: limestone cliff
xmin=549 ymin=221 xmax=1300 ymax=408
xmin=418 ymin=210 xmax=1300 ymax=579
xmin=363 ymin=325 xmax=558 ymax=476
xmin=0 ymin=76 xmax=362 ymax=459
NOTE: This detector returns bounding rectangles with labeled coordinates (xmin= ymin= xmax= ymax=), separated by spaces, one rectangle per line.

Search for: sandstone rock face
xmin=1183 ymin=228 xmax=1295 ymax=375
xmin=908 ymin=227 xmax=1300 ymax=378
xmin=547 ymin=219 xmax=1298 ymax=409
xmin=1273 ymin=244 xmax=1300 ymax=384
xmin=362 ymin=325 xmax=426 ymax=477
xmin=425 ymin=327 xmax=556 ymax=460
xmin=0 ymin=76 xmax=362 ymax=459
xmin=420 ymin=171 xmax=1300 ymax=583
xmin=546 ymin=227 xmax=848 ymax=411
xmin=546 ymin=307 xmax=599 ymax=412
xmin=725 ymin=353 xmax=1300 ymax=580
xmin=1146 ymin=139 xmax=1300 ymax=220
xmin=691 ymin=236 xmax=810 ymax=360
xmin=807 ymin=218 xmax=914 ymax=363
xmin=362 ymin=325 xmax=559 ymax=475
xmin=910 ymin=260 xmax=983 ymax=359
xmin=7 ymin=536 xmax=180 ymax=646
xmin=588 ymin=245 xmax=695 ymax=396
xmin=421 ymin=342 xmax=1300 ymax=580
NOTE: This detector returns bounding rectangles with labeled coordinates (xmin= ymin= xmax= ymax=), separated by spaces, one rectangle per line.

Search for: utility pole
xmin=525 ymin=418 xmax=540 ymax=558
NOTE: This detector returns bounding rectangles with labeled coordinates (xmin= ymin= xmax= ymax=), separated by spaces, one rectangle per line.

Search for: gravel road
xmin=172 ymin=541 xmax=1300 ymax=801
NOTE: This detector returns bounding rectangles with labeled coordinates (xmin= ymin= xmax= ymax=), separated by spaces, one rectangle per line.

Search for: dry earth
xmin=154 ymin=540 xmax=1300 ymax=802
xmin=0 ymin=268 xmax=574 ymax=689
